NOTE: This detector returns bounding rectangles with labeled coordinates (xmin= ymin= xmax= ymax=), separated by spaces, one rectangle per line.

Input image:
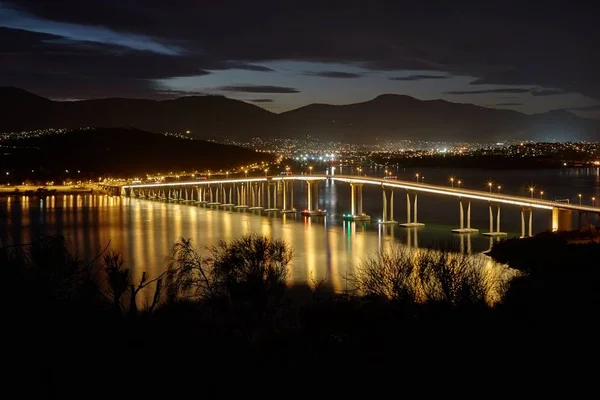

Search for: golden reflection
xmin=2 ymin=191 xmax=520 ymax=303
xmin=326 ymin=219 xmax=342 ymax=292
xmin=173 ymin=203 xmax=182 ymax=238
xmin=160 ymin=201 xmax=169 ymax=265
xmin=260 ymin=217 xmax=272 ymax=238
xmin=459 ymin=233 xmax=473 ymax=254
xmin=221 ymin=209 xmax=233 ymax=243
xmin=132 ymin=200 xmax=144 ymax=282
xmin=303 ymin=217 xmax=317 ymax=287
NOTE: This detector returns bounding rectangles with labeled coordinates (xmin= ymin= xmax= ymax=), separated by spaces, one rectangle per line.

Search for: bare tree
xmin=351 ymin=246 xmax=505 ymax=307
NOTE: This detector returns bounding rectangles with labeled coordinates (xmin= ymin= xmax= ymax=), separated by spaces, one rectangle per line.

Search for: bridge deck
xmin=122 ymin=174 xmax=600 ymax=214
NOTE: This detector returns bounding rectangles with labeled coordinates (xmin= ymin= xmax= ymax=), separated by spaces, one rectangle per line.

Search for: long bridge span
xmin=120 ymin=174 xmax=599 ymax=237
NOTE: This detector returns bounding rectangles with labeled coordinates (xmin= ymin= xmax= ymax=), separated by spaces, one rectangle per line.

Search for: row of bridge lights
xmin=243 ymin=166 xmax=597 ymax=207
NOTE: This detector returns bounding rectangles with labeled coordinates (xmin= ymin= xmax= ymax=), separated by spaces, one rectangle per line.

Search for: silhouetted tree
xmin=351 ymin=247 xmax=501 ymax=307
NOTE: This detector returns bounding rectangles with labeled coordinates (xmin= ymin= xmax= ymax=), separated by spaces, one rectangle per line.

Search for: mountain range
xmin=1 ymin=87 xmax=598 ymax=143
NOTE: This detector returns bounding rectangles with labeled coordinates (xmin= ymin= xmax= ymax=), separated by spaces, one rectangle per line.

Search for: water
xmin=2 ymin=168 xmax=598 ymax=294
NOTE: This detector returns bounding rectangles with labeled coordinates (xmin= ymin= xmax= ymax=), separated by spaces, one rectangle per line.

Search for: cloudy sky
xmin=1 ymin=0 xmax=599 ymax=116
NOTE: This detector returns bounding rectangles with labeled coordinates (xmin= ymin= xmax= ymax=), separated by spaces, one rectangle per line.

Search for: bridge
xmin=120 ymin=174 xmax=600 ymax=237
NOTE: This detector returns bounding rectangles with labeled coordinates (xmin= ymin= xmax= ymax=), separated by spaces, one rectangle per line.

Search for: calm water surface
xmin=2 ymin=168 xmax=598 ymax=293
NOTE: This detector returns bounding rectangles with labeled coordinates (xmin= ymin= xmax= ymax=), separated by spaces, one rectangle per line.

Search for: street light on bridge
xmin=457 ymin=180 xmax=462 ymax=188
xmin=244 ymin=169 xmax=248 ymax=177
xmin=578 ymin=193 xmax=582 ymax=205
xmin=450 ymin=177 xmax=454 ymax=188
xmin=498 ymin=185 xmax=502 ymax=193
xmin=415 ymin=173 xmax=419 ymax=182
xmin=357 ymin=167 xmax=362 ymax=176
xmin=529 ymin=186 xmax=534 ymax=198
xmin=309 ymin=166 xmax=313 ymax=175
xmin=264 ymin=168 xmax=268 ymax=177
xmin=593 ymin=196 xmax=596 ymax=206
xmin=488 ymin=182 xmax=493 ymax=193
xmin=540 ymin=190 xmax=544 ymax=199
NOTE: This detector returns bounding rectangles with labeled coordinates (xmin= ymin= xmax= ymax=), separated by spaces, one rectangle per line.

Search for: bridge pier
xmin=452 ymin=198 xmax=478 ymax=233
xmin=234 ymin=182 xmax=249 ymax=209
xmin=379 ymin=187 xmax=396 ymax=224
xmin=483 ymin=202 xmax=507 ymax=237
xmin=280 ymin=180 xmax=295 ymax=213
xmin=249 ymin=182 xmax=264 ymax=210
xmin=520 ymin=207 xmax=533 ymax=238
xmin=219 ymin=184 xmax=235 ymax=207
xmin=400 ymin=191 xmax=424 ymax=227
xmin=302 ymin=180 xmax=325 ymax=216
xmin=264 ymin=181 xmax=279 ymax=211
xmin=207 ymin=185 xmax=220 ymax=205
xmin=345 ymin=183 xmax=370 ymax=221
xmin=196 ymin=187 xmax=207 ymax=204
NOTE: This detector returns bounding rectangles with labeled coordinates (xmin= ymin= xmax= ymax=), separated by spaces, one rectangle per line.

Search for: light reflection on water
xmin=1 ymin=168 xmax=598 ymax=300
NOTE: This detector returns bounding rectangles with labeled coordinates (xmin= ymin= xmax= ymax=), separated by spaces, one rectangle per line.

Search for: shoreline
xmin=0 ymin=186 xmax=108 ymax=197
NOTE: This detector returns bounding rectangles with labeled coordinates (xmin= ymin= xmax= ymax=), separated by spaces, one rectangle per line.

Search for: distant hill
xmin=278 ymin=94 xmax=530 ymax=143
xmin=279 ymin=95 xmax=600 ymax=142
xmin=1 ymin=88 xmax=598 ymax=142
xmin=0 ymin=127 xmax=271 ymax=176
xmin=0 ymin=87 xmax=276 ymax=140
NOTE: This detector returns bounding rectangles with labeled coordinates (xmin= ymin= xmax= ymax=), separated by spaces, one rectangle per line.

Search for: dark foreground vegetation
xmin=2 ymin=233 xmax=599 ymax=396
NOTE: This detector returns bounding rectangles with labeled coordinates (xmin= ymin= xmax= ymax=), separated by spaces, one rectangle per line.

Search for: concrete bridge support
xmin=483 ymin=202 xmax=507 ymax=237
xmin=196 ymin=187 xmax=207 ymax=204
xmin=207 ymin=185 xmax=220 ymax=205
xmin=380 ymin=187 xmax=396 ymax=224
xmin=520 ymin=207 xmax=533 ymax=238
xmin=265 ymin=182 xmax=279 ymax=211
xmin=452 ymin=199 xmax=478 ymax=233
xmin=219 ymin=184 xmax=234 ymax=207
xmin=249 ymin=182 xmax=264 ymax=210
xmin=301 ymin=180 xmax=325 ymax=216
xmin=346 ymin=183 xmax=370 ymax=221
xmin=281 ymin=180 xmax=295 ymax=213
xmin=400 ymin=191 xmax=424 ymax=227
xmin=235 ymin=182 xmax=248 ymax=209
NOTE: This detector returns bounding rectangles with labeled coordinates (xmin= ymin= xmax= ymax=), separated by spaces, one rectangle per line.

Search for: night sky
xmin=1 ymin=0 xmax=599 ymax=117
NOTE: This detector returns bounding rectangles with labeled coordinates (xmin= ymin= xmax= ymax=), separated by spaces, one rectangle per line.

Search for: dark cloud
xmin=530 ymin=89 xmax=567 ymax=96
xmin=217 ymin=85 xmax=300 ymax=94
xmin=2 ymin=0 xmax=599 ymax=102
xmin=390 ymin=75 xmax=448 ymax=81
xmin=491 ymin=102 xmax=523 ymax=106
xmin=446 ymin=88 xmax=531 ymax=95
xmin=566 ymin=104 xmax=600 ymax=111
xmin=304 ymin=71 xmax=363 ymax=78
xmin=224 ymin=63 xmax=274 ymax=72
xmin=248 ymin=98 xmax=274 ymax=103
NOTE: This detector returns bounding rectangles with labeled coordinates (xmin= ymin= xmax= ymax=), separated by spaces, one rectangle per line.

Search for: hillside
xmin=278 ymin=95 xmax=530 ymax=142
xmin=0 ymin=88 xmax=277 ymax=140
xmin=279 ymin=95 xmax=600 ymax=142
xmin=1 ymin=88 xmax=598 ymax=142
xmin=0 ymin=127 xmax=271 ymax=177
